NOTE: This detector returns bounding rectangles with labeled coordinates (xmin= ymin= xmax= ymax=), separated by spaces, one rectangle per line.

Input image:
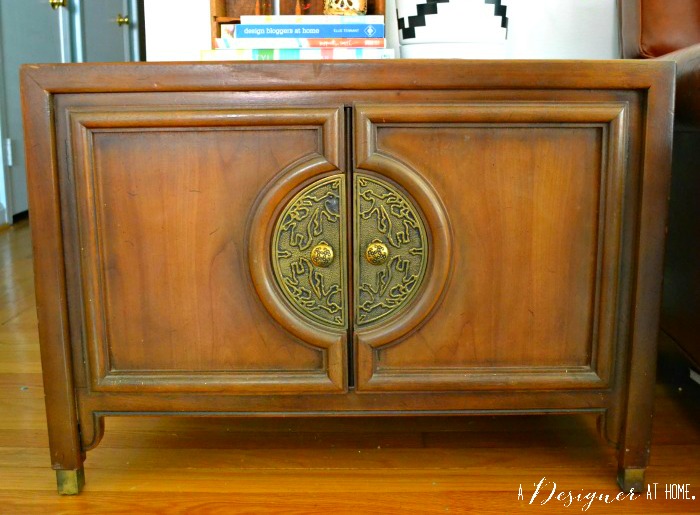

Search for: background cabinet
xmin=21 ymin=60 xmax=673 ymax=494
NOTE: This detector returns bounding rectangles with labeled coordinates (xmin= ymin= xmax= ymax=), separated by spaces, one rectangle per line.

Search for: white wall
xmin=504 ymin=0 xmax=619 ymax=59
xmin=145 ymin=0 xmax=618 ymax=61
xmin=144 ymin=0 xmax=211 ymax=61
xmin=397 ymin=0 xmax=619 ymax=59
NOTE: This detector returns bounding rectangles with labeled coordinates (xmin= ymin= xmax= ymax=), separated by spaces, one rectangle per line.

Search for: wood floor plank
xmin=0 ymin=445 xmax=617 ymax=470
xmin=0 ymin=467 xmax=662 ymax=493
xmin=4 ymin=490 xmax=697 ymax=515
xmin=2 ymin=221 xmax=700 ymax=513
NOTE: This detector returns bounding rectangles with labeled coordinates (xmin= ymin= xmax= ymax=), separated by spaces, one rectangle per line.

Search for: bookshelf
xmin=210 ymin=0 xmax=386 ymax=47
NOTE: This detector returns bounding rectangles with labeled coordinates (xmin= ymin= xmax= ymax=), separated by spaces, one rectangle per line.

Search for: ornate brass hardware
xmin=323 ymin=0 xmax=367 ymax=15
xmin=365 ymin=239 xmax=388 ymax=265
xmin=310 ymin=242 xmax=334 ymax=268
xmin=116 ymin=14 xmax=129 ymax=26
xmin=355 ymin=174 xmax=428 ymax=326
xmin=49 ymin=0 xmax=66 ymax=9
xmin=272 ymin=175 xmax=347 ymax=328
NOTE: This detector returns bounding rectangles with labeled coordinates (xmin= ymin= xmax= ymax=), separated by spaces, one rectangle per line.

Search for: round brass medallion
xmin=365 ymin=239 xmax=389 ymax=265
xmin=310 ymin=242 xmax=334 ymax=268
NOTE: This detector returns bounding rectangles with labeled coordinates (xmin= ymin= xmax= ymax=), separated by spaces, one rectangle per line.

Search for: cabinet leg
xmin=617 ymin=467 xmax=645 ymax=493
xmin=56 ymin=468 xmax=85 ymax=495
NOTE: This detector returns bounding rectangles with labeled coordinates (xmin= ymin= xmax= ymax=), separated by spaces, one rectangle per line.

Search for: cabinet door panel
xmin=354 ymin=103 xmax=628 ymax=392
xmin=67 ymin=107 xmax=347 ymax=393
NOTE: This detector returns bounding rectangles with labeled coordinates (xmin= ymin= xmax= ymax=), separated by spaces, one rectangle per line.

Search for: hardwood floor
xmin=1 ymin=220 xmax=699 ymax=514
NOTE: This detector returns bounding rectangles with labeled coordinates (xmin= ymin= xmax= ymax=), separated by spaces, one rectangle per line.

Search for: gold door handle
xmin=49 ymin=0 xmax=66 ymax=9
xmin=354 ymin=174 xmax=427 ymax=326
xmin=365 ymin=239 xmax=389 ymax=265
xmin=310 ymin=242 xmax=334 ymax=268
xmin=272 ymin=175 xmax=347 ymax=328
xmin=116 ymin=14 xmax=129 ymax=26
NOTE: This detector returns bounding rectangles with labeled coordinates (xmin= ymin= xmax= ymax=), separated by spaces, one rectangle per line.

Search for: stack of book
xmin=202 ymin=15 xmax=394 ymax=61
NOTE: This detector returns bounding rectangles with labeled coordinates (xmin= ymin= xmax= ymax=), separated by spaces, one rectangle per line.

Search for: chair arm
xmin=658 ymin=43 xmax=700 ymax=128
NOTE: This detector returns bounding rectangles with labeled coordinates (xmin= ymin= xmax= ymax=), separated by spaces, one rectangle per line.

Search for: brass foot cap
xmin=56 ymin=468 xmax=85 ymax=495
xmin=617 ymin=468 xmax=645 ymax=493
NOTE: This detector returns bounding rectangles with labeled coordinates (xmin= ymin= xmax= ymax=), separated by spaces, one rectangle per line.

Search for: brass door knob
xmin=49 ymin=0 xmax=66 ymax=9
xmin=116 ymin=14 xmax=129 ymax=26
xmin=365 ymin=239 xmax=389 ymax=265
xmin=310 ymin=242 xmax=334 ymax=268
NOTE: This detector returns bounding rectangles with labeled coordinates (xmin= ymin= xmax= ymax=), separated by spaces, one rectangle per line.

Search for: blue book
xmin=233 ymin=24 xmax=384 ymax=39
xmin=240 ymin=15 xmax=385 ymax=25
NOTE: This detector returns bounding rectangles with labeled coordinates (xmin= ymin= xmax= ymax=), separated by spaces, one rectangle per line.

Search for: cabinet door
xmin=0 ymin=0 xmax=68 ymax=216
xmin=67 ymin=105 xmax=347 ymax=393
xmin=81 ymin=0 xmax=136 ymax=62
xmin=353 ymin=103 xmax=629 ymax=392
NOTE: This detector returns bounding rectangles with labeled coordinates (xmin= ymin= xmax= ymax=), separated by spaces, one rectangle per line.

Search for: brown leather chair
xmin=620 ymin=0 xmax=700 ymax=368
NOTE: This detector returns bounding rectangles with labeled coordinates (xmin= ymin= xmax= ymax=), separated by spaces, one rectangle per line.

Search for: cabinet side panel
xmin=20 ymin=71 xmax=84 ymax=473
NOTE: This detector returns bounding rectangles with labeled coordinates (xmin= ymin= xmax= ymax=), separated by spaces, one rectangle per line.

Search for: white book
xmin=201 ymin=48 xmax=396 ymax=61
xmin=215 ymin=37 xmax=386 ymax=49
xmin=240 ymin=14 xmax=385 ymax=25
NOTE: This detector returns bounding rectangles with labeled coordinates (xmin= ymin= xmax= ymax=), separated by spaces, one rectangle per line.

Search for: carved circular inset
xmin=365 ymin=239 xmax=389 ymax=265
xmin=310 ymin=242 xmax=334 ymax=268
xmin=355 ymin=174 xmax=428 ymax=326
xmin=272 ymin=175 xmax=347 ymax=329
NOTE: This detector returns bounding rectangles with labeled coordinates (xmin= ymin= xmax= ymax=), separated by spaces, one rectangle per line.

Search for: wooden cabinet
xmin=21 ymin=60 xmax=674 ymax=495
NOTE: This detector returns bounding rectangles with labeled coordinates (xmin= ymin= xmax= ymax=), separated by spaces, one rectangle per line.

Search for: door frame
xmin=0 ymin=0 xmax=75 ymax=222
xmin=72 ymin=0 xmax=144 ymax=63
xmin=0 ymin=0 xmax=145 ymax=224
xmin=0 ymin=1 xmax=14 ymax=224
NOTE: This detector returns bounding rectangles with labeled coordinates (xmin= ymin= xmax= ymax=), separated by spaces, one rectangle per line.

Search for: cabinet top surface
xmin=20 ymin=59 xmax=674 ymax=94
